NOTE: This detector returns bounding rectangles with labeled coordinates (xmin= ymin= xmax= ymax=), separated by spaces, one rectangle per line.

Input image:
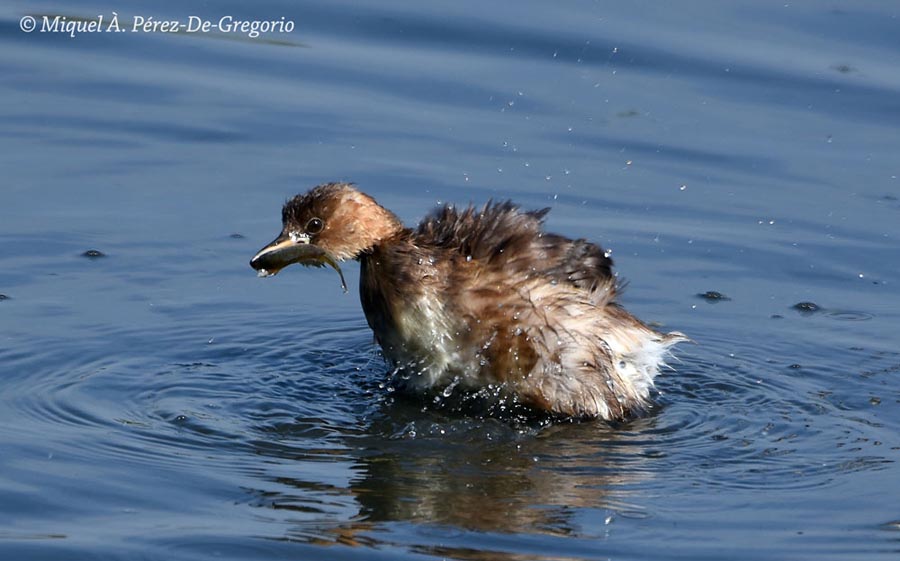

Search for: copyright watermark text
xmin=20 ymin=13 xmax=295 ymax=39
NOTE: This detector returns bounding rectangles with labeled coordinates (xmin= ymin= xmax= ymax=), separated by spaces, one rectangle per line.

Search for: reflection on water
xmin=1 ymin=0 xmax=900 ymax=559
xmin=250 ymin=416 xmax=648 ymax=547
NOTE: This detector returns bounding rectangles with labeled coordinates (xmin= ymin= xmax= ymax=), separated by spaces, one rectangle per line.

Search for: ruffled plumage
xmin=253 ymin=183 xmax=685 ymax=420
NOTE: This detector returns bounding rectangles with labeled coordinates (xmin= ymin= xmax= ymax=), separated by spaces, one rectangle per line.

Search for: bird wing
xmin=415 ymin=201 xmax=617 ymax=304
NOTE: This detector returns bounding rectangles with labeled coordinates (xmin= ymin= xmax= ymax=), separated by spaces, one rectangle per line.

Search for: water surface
xmin=1 ymin=1 xmax=899 ymax=560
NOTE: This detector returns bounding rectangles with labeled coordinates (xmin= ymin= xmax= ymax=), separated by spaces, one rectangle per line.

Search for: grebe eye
xmin=306 ymin=217 xmax=324 ymax=234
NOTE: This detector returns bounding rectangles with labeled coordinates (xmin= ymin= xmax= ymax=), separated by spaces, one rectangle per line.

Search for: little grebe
xmin=250 ymin=182 xmax=685 ymax=420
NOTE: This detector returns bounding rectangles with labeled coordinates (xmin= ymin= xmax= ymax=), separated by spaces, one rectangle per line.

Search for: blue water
xmin=1 ymin=1 xmax=899 ymax=559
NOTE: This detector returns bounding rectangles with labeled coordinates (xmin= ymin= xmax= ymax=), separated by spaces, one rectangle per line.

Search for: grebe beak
xmin=250 ymin=232 xmax=348 ymax=292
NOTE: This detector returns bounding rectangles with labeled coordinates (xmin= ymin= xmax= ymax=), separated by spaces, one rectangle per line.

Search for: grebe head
xmin=250 ymin=182 xmax=403 ymax=280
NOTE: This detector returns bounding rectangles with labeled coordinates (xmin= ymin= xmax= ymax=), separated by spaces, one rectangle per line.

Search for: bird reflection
xmin=245 ymin=404 xmax=657 ymax=554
